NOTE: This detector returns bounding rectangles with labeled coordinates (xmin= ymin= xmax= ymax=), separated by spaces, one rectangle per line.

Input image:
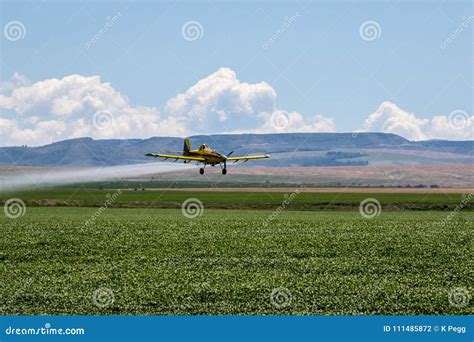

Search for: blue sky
xmin=0 ymin=0 xmax=472 ymax=146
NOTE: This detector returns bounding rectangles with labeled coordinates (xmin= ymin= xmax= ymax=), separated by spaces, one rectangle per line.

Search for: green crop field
xmin=2 ymin=188 xmax=472 ymax=211
xmin=0 ymin=207 xmax=472 ymax=315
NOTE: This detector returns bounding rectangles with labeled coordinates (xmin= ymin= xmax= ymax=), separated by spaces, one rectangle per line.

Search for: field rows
xmin=0 ymin=208 xmax=472 ymax=315
xmin=2 ymin=188 xmax=472 ymax=210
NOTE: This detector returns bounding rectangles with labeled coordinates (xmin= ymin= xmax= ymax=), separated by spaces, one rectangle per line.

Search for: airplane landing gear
xmin=221 ymin=161 xmax=227 ymax=175
xmin=199 ymin=168 xmax=204 ymax=175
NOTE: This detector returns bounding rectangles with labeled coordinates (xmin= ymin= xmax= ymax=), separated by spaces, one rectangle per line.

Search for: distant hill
xmin=0 ymin=133 xmax=472 ymax=167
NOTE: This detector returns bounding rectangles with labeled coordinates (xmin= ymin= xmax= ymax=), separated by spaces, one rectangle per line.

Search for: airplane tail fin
xmin=183 ymin=138 xmax=191 ymax=155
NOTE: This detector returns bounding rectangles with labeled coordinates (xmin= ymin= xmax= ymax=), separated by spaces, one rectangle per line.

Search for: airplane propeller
xmin=225 ymin=151 xmax=234 ymax=158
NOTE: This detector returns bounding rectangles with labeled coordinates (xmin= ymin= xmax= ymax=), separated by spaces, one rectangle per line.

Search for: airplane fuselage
xmin=185 ymin=148 xmax=225 ymax=165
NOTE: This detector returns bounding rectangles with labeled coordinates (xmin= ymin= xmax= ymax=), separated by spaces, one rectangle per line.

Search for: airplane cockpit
xmin=199 ymin=144 xmax=214 ymax=152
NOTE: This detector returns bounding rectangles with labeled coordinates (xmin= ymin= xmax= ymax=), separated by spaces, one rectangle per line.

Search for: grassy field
xmin=0 ymin=207 xmax=472 ymax=315
xmin=2 ymin=188 xmax=472 ymax=210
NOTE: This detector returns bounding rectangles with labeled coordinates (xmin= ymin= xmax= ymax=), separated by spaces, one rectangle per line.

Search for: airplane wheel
xmin=199 ymin=168 xmax=204 ymax=175
xmin=222 ymin=169 xmax=227 ymax=175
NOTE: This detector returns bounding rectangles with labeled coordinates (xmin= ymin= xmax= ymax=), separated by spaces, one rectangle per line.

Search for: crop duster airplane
xmin=146 ymin=139 xmax=270 ymax=175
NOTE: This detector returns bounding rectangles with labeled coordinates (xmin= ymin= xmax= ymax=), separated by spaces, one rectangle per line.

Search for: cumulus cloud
xmin=362 ymin=101 xmax=429 ymax=140
xmin=256 ymin=110 xmax=335 ymax=134
xmin=164 ymin=67 xmax=334 ymax=134
xmin=429 ymin=112 xmax=474 ymax=140
xmin=362 ymin=101 xmax=473 ymax=141
xmin=0 ymin=74 xmax=172 ymax=146
xmin=1 ymin=69 xmax=469 ymax=147
xmin=0 ymin=72 xmax=31 ymax=93
xmin=0 ymin=68 xmax=335 ymax=146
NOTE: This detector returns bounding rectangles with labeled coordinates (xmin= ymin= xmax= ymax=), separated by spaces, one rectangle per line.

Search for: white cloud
xmin=163 ymin=67 xmax=276 ymax=133
xmin=429 ymin=113 xmax=474 ymax=140
xmin=164 ymin=67 xmax=334 ymax=134
xmin=0 ymin=74 xmax=175 ymax=146
xmin=362 ymin=101 xmax=429 ymax=140
xmin=0 ymin=68 xmax=335 ymax=146
xmin=0 ymin=72 xmax=31 ymax=93
xmin=362 ymin=101 xmax=473 ymax=141
xmin=256 ymin=110 xmax=335 ymax=133
xmin=1 ymin=70 xmax=470 ymax=147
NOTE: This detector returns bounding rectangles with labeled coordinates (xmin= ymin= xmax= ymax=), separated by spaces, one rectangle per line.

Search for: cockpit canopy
xmin=199 ymin=144 xmax=214 ymax=152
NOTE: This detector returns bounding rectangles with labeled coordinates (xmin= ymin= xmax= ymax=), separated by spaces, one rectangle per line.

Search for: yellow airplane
xmin=146 ymin=138 xmax=270 ymax=175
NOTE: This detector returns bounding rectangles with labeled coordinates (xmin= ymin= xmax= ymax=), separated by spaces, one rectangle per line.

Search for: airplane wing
xmin=226 ymin=155 xmax=270 ymax=163
xmin=145 ymin=153 xmax=206 ymax=162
